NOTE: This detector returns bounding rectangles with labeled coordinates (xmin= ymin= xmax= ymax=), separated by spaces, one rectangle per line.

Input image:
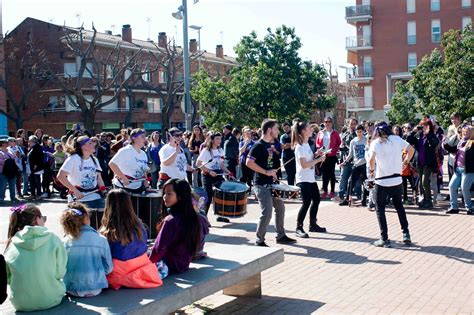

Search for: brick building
xmin=345 ymin=0 xmax=473 ymax=121
xmin=4 ymin=18 xmax=236 ymax=137
xmin=0 ymin=2 xmax=7 ymax=135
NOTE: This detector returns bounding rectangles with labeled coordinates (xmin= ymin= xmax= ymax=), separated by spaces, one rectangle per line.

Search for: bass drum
xmin=213 ymin=181 xmax=249 ymax=218
xmin=130 ymin=192 xmax=162 ymax=240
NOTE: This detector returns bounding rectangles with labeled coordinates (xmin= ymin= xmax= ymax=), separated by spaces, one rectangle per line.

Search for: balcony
xmin=345 ymin=5 xmax=372 ymax=24
xmin=346 ymin=97 xmax=374 ymax=111
xmin=346 ymin=36 xmax=373 ymax=51
xmin=348 ymin=66 xmax=374 ymax=84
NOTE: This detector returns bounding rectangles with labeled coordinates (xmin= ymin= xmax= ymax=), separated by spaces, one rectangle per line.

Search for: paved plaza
xmin=1 ymin=182 xmax=473 ymax=314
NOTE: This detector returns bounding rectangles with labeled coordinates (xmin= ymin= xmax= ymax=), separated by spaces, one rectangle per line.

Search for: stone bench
xmin=0 ymin=243 xmax=284 ymax=314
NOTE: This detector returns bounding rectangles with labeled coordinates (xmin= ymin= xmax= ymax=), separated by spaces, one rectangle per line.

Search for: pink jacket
xmin=315 ymin=129 xmax=341 ymax=157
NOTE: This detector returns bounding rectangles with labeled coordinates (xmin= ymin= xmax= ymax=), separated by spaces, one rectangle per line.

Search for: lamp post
xmin=172 ymin=0 xmax=194 ymax=131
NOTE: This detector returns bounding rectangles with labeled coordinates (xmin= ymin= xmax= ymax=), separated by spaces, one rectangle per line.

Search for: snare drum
xmin=270 ymin=184 xmax=301 ymax=199
xmin=213 ymin=181 xmax=249 ymax=218
xmin=130 ymin=192 xmax=162 ymax=239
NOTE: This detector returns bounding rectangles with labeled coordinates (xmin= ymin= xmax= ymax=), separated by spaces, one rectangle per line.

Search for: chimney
xmin=158 ymin=32 xmax=167 ymax=48
xmin=122 ymin=24 xmax=132 ymax=43
xmin=216 ymin=44 xmax=224 ymax=58
xmin=190 ymin=39 xmax=198 ymax=53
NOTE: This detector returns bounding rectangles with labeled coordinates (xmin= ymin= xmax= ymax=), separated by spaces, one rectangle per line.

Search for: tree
xmin=192 ymin=25 xmax=334 ymax=129
xmin=0 ymin=35 xmax=44 ymax=129
xmin=39 ymin=25 xmax=146 ymax=132
xmin=390 ymin=25 xmax=473 ymax=126
xmin=386 ymin=81 xmax=418 ymax=125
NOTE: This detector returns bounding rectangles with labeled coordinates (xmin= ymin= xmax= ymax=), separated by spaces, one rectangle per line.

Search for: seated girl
xmin=150 ymin=179 xmax=209 ymax=274
xmin=4 ymin=204 xmax=67 ymax=311
xmin=100 ymin=189 xmax=162 ymax=290
xmin=61 ymin=202 xmax=113 ymax=297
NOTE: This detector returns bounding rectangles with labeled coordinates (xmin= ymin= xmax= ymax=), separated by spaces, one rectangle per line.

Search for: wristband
xmin=99 ymin=186 xmax=107 ymax=192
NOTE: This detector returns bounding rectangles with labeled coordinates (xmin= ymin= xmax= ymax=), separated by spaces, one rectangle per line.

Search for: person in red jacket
xmin=316 ymin=117 xmax=342 ymax=199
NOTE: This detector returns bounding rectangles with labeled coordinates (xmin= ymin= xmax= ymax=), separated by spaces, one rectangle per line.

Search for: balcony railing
xmin=346 ymin=97 xmax=374 ymax=110
xmin=346 ymin=36 xmax=372 ymax=50
xmin=348 ymin=66 xmax=373 ymax=79
xmin=345 ymin=5 xmax=372 ymax=18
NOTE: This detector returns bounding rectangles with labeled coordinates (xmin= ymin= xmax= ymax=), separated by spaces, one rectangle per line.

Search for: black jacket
xmin=415 ymin=133 xmax=440 ymax=169
xmin=224 ymin=135 xmax=239 ymax=161
xmin=28 ymin=143 xmax=44 ymax=173
xmin=0 ymin=254 xmax=7 ymax=304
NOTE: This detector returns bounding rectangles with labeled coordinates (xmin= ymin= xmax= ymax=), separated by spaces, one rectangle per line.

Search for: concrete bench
xmin=0 ymin=243 xmax=284 ymax=315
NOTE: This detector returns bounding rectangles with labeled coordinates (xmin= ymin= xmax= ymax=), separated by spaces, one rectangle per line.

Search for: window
xmin=363 ymin=56 xmax=372 ymax=76
xmin=462 ymin=0 xmax=471 ymax=8
xmin=407 ymin=21 xmax=416 ymax=45
xmin=101 ymin=95 xmax=118 ymax=112
xmin=158 ymin=71 xmax=167 ymax=84
xmin=431 ymin=0 xmax=440 ymax=11
xmin=408 ymin=53 xmax=417 ymax=71
xmin=407 ymin=0 xmax=416 ymax=13
xmin=147 ymin=98 xmax=162 ymax=113
xmin=142 ymin=71 xmax=151 ymax=82
xmin=462 ymin=16 xmax=472 ymax=29
xmin=64 ymin=63 xmax=77 ymax=77
xmin=106 ymin=65 xmax=115 ymax=79
xmin=124 ymin=69 xmax=132 ymax=80
xmin=83 ymin=63 xmax=94 ymax=78
xmin=432 ymin=20 xmax=441 ymax=43
xmin=65 ymin=95 xmax=80 ymax=112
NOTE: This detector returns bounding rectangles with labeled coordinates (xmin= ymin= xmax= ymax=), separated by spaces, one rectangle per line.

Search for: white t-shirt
xmin=295 ymin=143 xmax=316 ymax=184
xmin=323 ymin=131 xmax=331 ymax=149
xmin=158 ymin=144 xmax=187 ymax=180
xmin=368 ymin=135 xmax=410 ymax=187
xmin=110 ymin=145 xmax=149 ymax=189
xmin=197 ymin=148 xmax=224 ymax=171
xmin=60 ymin=154 xmax=102 ymax=202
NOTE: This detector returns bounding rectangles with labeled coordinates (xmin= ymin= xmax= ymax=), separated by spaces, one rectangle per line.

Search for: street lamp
xmin=172 ymin=0 xmax=195 ymax=131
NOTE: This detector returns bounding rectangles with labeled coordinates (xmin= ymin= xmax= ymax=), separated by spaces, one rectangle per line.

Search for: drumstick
xmin=275 ymin=157 xmax=295 ymax=172
xmin=167 ymin=131 xmax=183 ymax=152
xmin=72 ymin=189 xmax=99 ymax=201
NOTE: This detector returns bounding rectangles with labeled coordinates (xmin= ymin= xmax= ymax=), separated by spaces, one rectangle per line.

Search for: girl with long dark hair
xmin=291 ymin=122 xmax=327 ymax=238
xmin=150 ymin=179 xmax=209 ymax=274
xmin=188 ymin=125 xmax=205 ymax=187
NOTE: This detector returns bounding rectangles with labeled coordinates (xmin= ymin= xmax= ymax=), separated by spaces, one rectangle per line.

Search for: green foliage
xmin=390 ymin=26 xmax=474 ymax=126
xmin=387 ymin=81 xmax=418 ymax=125
xmin=192 ymin=25 xmax=334 ymax=130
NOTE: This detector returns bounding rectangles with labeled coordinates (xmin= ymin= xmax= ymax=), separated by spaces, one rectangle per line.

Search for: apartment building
xmin=345 ymin=0 xmax=472 ymax=121
xmin=3 ymin=18 xmax=236 ymax=136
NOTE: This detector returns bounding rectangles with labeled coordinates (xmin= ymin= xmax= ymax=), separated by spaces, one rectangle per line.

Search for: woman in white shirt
xmin=158 ymin=127 xmax=191 ymax=187
xmin=58 ymin=136 xmax=106 ymax=209
xmin=109 ymin=128 xmax=150 ymax=193
xmin=291 ymin=122 xmax=327 ymax=238
xmin=197 ymin=132 xmax=231 ymax=215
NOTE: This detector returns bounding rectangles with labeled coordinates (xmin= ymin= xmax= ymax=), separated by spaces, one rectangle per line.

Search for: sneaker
xmin=276 ymin=235 xmax=297 ymax=244
xmin=321 ymin=192 xmax=328 ymax=199
xmin=445 ymin=208 xmax=460 ymax=214
xmin=295 ymin=227 xmax=309 ymax=238
xmin=216 ymin=216 xmax=230 ymax=223
xmin=436 ymin=194 xmax=444 ymax=201
xmin=40 ymin=192 xmax=49 ymax=198
xmin=403 ymin=232 xmax=412 ymax=245
xmin=331 ymin=196 xmax=342 ymax=202
xmin=309 ymin=224 xmax=327 ymax=233
xmin=255 ymin=241 xmax=269 ymax=247
xmin=329 ymin=192 xmax=336 ymax=199
xmin=339 ymin=199 xmax=349 ymax=206
xmin=373 ymin=239 xmax=391 ymax=248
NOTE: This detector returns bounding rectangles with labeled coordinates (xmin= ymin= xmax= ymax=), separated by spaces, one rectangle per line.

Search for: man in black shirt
xmin=247 ymin=119 xmax=296 ymax=247
xmin=224 ymin=128 xmax=240 ymax=177
xmin=280 ymin=122 xmax=296 ymax=185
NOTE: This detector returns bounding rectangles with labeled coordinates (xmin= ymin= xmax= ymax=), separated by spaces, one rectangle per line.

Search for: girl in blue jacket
xmin=61 ymin=202 xmax=113 ymax=297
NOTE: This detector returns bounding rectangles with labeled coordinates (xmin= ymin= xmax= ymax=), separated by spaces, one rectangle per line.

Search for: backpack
xmin=2 ymin=158 xmax=19 ymax=179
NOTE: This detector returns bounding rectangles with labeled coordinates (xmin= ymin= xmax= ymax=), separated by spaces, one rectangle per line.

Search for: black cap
xmin=223 ymin=124 xmax=232 ymax=131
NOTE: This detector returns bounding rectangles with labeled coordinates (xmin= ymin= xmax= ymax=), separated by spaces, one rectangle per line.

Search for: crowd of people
xmin=1 ymin=112 xmax=473 ymax=311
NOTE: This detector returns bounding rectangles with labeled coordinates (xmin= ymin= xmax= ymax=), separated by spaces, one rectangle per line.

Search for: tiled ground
xmin=1 ymin=180 xmax=472 ymax=314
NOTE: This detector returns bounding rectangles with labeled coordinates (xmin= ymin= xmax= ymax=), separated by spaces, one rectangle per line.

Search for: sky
xmin=2 ymin=0 xmax=356 ymax=79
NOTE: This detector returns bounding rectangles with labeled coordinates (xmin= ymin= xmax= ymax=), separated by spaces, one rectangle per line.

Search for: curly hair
xmin=61 ymin=202 xmax=90 ymax=239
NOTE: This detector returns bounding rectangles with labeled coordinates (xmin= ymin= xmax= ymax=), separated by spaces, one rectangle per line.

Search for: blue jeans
xmin=82 ymin=198 xmax=105 ymax=209
xmin=449 ymin=167 xmax=474 ymax=210
xmin=0 ymin=174 xmax=17 ymax=201
xmin=338 ymin=163 xmax=353 ymax=198
xmin=22 ymin=170 xmax=29 ymax=195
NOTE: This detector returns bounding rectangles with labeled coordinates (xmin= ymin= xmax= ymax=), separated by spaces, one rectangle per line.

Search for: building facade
xmin=345 ymin=0 xmax=473 ymax=121
xmin=4 ymin=18 xmax=236 ymax=137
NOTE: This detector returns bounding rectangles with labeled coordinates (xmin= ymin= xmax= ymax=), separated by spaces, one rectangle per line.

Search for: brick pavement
xmin=0 ymin=183 xmax=473 ymax=314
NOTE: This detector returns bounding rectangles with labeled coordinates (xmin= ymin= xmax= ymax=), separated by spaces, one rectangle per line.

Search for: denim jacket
xmin=63 ymin=225 xmax=113 ymax=293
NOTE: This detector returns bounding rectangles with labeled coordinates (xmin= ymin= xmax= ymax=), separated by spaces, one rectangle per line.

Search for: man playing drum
xmin=246 ymin=119 xmax=296 ymax=247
